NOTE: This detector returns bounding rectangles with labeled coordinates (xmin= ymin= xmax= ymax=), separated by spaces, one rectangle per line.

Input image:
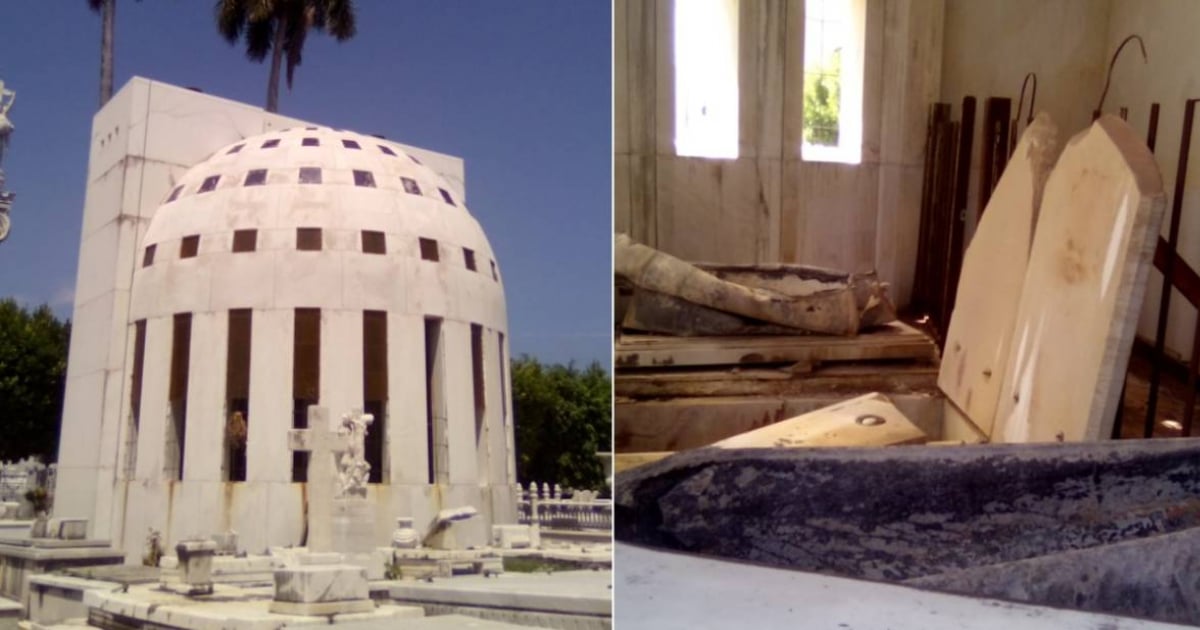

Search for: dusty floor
xmin=1116 ymin=342 xmax=1198 ymax=438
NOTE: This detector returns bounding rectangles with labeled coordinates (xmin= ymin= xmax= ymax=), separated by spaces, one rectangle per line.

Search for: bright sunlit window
xmin=674 ymin=0 xmax=739 ymax=159
xmin=802 ymin=0 xmax=864 ymax=164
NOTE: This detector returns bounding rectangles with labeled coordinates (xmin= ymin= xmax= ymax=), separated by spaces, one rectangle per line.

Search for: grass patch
xmin=502 ymin=556 xmax=589 ymax=573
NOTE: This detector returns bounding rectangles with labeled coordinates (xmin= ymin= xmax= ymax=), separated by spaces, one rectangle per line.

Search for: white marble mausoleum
xmin=53 ymin=78 xmax=517 ymax=560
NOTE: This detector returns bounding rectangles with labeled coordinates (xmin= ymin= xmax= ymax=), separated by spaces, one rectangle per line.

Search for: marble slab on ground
xmin=386 ymin=570 xmax=612 ymax=617
xmin=334 ymin=613 xmax=542 ymax=629
xmin=84 ymin=583 xmax=422 ymax=630
xmin=615 ymin=543 xmax=1188 ymax=630
xmin=0 ymin=595 xmax=23 ymax=629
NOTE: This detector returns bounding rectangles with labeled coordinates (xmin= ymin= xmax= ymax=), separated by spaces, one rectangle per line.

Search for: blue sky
xmin=0 ymin=1 xmax=612 ymax=371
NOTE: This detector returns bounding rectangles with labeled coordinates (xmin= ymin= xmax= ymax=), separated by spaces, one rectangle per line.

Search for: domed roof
xmin=129 ymin=126 xmax=505 ymax=328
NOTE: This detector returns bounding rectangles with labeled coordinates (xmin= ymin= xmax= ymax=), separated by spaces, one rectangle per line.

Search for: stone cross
xmin=287 ymin=406 xmax=374 ymax=552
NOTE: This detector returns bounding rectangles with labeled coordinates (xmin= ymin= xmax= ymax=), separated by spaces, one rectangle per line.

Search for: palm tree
xmin=215 ymin=0 xmax=357 ymax=113
xmin=87 ymin=0 xmax=116 ymax=106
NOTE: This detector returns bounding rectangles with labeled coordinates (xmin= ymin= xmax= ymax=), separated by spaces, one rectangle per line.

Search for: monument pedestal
xmin=270 ymin=560 xmax=373 ymax=616
xmin=331 ymin=498 xmax=375 ymax=554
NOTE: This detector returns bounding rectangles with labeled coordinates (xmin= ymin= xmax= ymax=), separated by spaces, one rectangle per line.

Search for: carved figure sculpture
xmin=336 ymin=411 xmax=374 ymax=498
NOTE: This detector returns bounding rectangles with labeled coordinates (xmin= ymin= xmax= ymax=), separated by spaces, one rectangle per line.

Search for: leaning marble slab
xmin=711 ymin=392 xmax=926 ymax=449
xmin=991 ymin=114 xmax=1165 ymax=443
xmin=938 ymin=113 xmax=1059 ymax=437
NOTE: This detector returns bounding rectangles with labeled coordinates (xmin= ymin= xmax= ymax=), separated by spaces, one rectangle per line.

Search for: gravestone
xmin=275 ymin=406 xmax=377 ymax=615
xmin=287 ymin=407 xmax=376 ymax=554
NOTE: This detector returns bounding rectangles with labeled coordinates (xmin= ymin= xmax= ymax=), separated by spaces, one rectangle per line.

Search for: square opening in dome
xmin=199 ymin=175 xmax=220 ymax=193
xmin=261 ymin=139 xmax=280 ymax=149
xmin=378 ymin=145 xmax=397 ymax=156
xmin=180 ymin=235 xmax=200 ymax=259
xmin=401 ymin=177 xmax=422 ymax=195
xmin=232 ymin=229 xmax=257 ymax=253
xmin=419 ymin=238 xmax=439 ymax=261
xmin=438 ymin=188 xmax=456 ymax=206
xmin=302 ymin=137 xmax=319 ymax=147
xmin=244 ymin=169 xmax=268 ymax=186
xmin=297 ymin=228 xmax=322 ymax=251
xmin=342 ymin=139 xmax=361 ymax=150
xmin=353 ymin=170 xmax=376 ymax=188
xmin=362 ymin=230 xmax=386 ymax=254
xmin=299 ymin=167 xmax=322 ymax=184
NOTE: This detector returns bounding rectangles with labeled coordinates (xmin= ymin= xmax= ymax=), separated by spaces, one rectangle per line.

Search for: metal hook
xmin=1095 ymin=34 xmax=1147 ymax=117
xmin=1015 ymin=73 xmax=1037 ymax=126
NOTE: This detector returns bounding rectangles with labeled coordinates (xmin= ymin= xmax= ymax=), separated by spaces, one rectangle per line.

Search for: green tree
xmin=215 ymin=0 xmax=357 ymax=113
xmin=511 ymin=356 xmax=611 ymax=491
xmin=803 ymin=49 xmax=842 ymax=146
xmin=0 ymin=300 xmax=70 ymax=462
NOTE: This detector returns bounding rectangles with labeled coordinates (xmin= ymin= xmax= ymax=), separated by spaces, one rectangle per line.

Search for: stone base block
xmin=388 ymin=549 xmax=504 ymax=579
xmin=268 ymin=598 xmax=375 ymax=616
xmin=273 ymin=564 xmax=367 ymax=603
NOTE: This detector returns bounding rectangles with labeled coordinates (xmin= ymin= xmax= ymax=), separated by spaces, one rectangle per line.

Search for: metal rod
xmin=1012 ymin=73 xmax=1038 ymax=153
xmin=1145 ymin=99 xmax=1200 ymax=438
xmin=1148 ymin=102 xmax=1161 ymax=152
xmin=1095 ymin=34 xmax=1147 ymax=118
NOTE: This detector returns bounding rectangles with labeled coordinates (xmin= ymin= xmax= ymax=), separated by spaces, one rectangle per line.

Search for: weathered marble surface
xmin=907 ymin=526 xmax=1200 ymax=625
xmin=616 ymin=438 xmax=1200 ymax=582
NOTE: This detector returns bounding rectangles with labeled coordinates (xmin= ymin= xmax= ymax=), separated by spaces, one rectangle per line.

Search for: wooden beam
xmin=616 ymin=321 xmax=937 ymax=370
xmin=712 ymin=393 xmax=927 ymax=449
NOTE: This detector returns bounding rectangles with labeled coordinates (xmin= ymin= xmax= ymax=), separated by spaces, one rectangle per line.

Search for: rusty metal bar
xmin=1145 ymin=99 xmax=1200 ymax=438
xmin=1094 ymin=34 xmax=1147 ymax=120
xmin=978 ymin=98 xmax=1011 ymax=219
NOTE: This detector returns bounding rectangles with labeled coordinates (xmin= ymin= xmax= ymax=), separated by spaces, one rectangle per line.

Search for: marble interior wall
xmin=939 ymin=0 xmax=1111 ymax=240
xmin=614 ymin=0 xmax=944 ymax=307
xmin=1103 ymin=0 xmax=1200 ymax=362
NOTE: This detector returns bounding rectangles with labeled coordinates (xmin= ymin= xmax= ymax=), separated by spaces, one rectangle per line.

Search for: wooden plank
xmin=615 ymin=362 xmax=939 ymax=400
xmin=712 ymin=393 xmax=927 ymax=449
xmin=615 ymin=321 xmax=937 ymax=369
xmin=615 ymin=392 xmax=942 ymax=453
xmin=991 ymin=115 xmax=1166 ymax=443
xmin=938 ymin=113 xmax=1058 ymax=435
xmin=939 ymin=399 xmax=988 ymax=445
